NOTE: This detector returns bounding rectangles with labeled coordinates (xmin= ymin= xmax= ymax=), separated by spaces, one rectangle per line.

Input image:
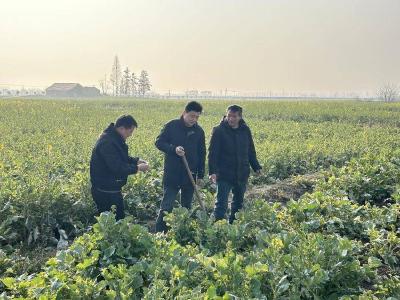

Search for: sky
xmin=1 ymin=0 xmax=399 ymax=93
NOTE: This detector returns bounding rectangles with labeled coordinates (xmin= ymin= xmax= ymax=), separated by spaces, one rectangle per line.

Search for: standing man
xmin=155 ymin=101 xmax=206 ymax=232
xmin=90 ymin=115 xmax=149 ymax=220
xmin=208 ymin=105 xmax=262 ymax=223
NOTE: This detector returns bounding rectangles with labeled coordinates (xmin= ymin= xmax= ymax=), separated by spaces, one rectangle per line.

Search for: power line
xmin=0 ymin=83 xmax=46 ymax=88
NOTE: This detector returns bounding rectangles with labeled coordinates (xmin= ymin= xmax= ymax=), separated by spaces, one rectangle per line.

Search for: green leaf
xmin=207 ymin=285 xmax=217 ymax=298
xmin=277 ymin=275 xmax=289 ymax=294
xmin=2 ymin=277 xmax=16 ymax=288
xmin=103 ymin=246 xmax=116 ymax=260
xmin=368 ymin=256 xmax=382 ymax=268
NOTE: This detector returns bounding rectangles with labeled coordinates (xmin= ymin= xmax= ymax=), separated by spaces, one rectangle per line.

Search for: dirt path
xmin=246 ymin=173 xmax=323 ymax=204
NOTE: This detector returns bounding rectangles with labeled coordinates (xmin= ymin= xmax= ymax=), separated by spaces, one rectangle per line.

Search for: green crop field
xmin=0 ymin=98 xmax=399 ymax=299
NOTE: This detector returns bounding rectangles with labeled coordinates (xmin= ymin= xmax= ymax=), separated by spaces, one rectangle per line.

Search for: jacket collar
xmin=220 ymin=116 xmax=247 ymax=130
xmin=103 ymin=123 xmax=126 ymax=145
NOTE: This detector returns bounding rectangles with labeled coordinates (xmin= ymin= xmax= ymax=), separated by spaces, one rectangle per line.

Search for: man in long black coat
xmin=208 ymin=105 xmax=262 ymax=223
xmin=90 ymin=115 xmax=149 ymax=220
xmin=155 ymin=101 xmax=206 ymax=232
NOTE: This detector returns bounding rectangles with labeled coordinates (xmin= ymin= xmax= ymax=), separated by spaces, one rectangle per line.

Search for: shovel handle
xmin=182 ymin=155 xmax=206 ymax=211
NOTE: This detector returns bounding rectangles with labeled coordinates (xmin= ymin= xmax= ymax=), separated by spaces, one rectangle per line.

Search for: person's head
xmin=114 ymin=115 xmax=138 ymax=140
xmin=226 ymin=105 xmax=242 ymax=128
xmin=182 ymin=101 xmax=203 ymax=127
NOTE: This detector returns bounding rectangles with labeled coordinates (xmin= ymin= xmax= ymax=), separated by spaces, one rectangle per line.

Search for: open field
xmin=1 ymin=98 xmax=399 ymax=298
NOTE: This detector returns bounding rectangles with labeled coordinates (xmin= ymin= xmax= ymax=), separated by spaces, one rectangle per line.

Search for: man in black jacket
xmin=208 ymin=105 xmax=262 ymax=223
xmin=155 ymin=101 xmax=206 ymax=232
xmin=90 ymin=115 xmax=149 ymax=220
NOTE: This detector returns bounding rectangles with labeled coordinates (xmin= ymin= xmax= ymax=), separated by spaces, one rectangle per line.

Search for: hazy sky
xmin=1 ymin=0 xmax=399 ymax=92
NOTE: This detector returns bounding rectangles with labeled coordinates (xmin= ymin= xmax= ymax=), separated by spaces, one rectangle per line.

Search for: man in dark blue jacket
xmin=155 ymin=101 xmax=206 ymax=232
xmin=90 ymin=115 xmax=149 ymax=220
xmin=208 ymin=105 xmax=262 ymax=223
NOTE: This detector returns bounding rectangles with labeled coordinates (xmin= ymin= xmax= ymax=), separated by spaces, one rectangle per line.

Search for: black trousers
xmin=213 ymin=180 xmax=247 ymax=224
xmin=91 ymin=187 xmax=125 ymax=220
xmin=155 ymin=184 xmax=194 ymax=233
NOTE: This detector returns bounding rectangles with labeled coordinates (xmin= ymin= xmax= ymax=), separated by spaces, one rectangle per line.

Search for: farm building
xmin=46 ymin=83 xmax=100 ymax=97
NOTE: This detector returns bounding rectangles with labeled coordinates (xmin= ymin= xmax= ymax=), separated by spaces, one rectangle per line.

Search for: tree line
xmin=98 ymin=56 xmax=152 ymax=97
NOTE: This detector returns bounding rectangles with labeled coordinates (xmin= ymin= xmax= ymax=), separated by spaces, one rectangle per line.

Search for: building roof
xmin=83 ymin=86 xmax=100 ymax=91
xmin=46 ymin=83 xmax=82 ymax=91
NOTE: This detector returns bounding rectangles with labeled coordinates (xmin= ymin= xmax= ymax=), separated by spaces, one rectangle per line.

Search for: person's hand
xmin=175 ymin=146 xmax=185 ymax=157
xmin=209 ymin=174 xmax=217 ymax=184
xmin=196 ymin=178 xmax=204 ymax=187
xmin=138 ymin=162 xmax=150 ymax=172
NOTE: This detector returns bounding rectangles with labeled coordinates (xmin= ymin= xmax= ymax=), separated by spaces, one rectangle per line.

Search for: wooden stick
xmin=181 ymin=155 xmax=206 ymax=211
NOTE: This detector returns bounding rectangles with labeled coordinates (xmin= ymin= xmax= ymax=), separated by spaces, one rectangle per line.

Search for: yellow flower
xmin=368 ymin=229 xmax=379 ymax=241
xmin=388 ymin=231 xmax=397 ymax=243
xmin=277 ymin=211 xmax=286 ymax=221
xmin=172 ymin=266 xmax=185 ymax=279
xmin=271 ymin=237 xmax=284 ymax=250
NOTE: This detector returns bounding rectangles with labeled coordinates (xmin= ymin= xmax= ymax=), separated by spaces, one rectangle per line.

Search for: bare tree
xmin=138 ymin=70 xmax=151 ymax=97
xmin=98 ymin=74 xmax=109 ymax=95
xmin=130 ymin=72 xmax=138 ymax=97
xmin=119 ymin=82 xmax=124 ymax=97
xmin=121 ymin=67 xmax=131 ymax=96
xmin=378 ymin=83 xmax=399 ymax=102
xmin=110 ymin=56 xmax=121 ymax=96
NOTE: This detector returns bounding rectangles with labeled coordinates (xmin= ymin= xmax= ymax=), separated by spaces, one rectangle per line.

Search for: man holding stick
xmin=155 ymin=101 xmax=206 ymax=232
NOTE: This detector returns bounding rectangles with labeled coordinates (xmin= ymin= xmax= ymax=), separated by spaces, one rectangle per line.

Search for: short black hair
xmin=185 ymin=101 xmax=203 ymax=113
xmin=115 ymin=115 xmax=138 ymax=128
xmin=227 ymin=104 xmax=243 ymax=116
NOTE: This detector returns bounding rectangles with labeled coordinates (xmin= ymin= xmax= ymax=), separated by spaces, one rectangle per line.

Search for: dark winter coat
xmin=155 ymin=117 xmax=206 ymax=187
xmin=208 ymin=117 xmax=261 ymax=184
xmin=90 ymin=123 xmax=138 ymax=191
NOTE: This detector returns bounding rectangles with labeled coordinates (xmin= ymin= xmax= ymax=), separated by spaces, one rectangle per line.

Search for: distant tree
xmin=121 ymin=67 xmax=131 ymax=96
xmin=378 ymin=83 xmax=399 ymax=102
xmin=138 ymin=70 xmax=151 ymax=97
xmin=119 ymin=83 xmax=124 ymax=97
xmin=110 ymin=56 xmax=121 ymax=96
xmin=130 ymin=72 xmax=138 ymax=97
xmin=98 ymin=74 xmax=109 ymax=95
